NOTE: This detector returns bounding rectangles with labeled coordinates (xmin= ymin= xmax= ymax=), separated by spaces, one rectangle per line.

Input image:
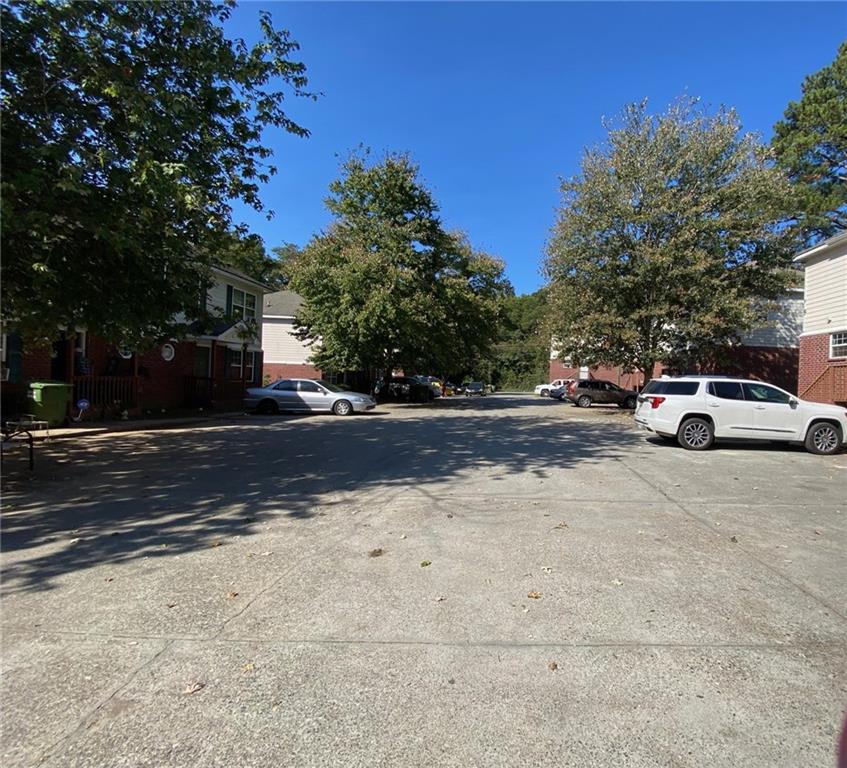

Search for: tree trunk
xmin=639 ymin=359 xmax=656 ymax=390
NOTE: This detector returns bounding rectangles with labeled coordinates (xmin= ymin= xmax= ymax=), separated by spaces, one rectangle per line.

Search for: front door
xmin=193 ymin=347 xmax=210 ymax=378
xmin=51 ymin=334 xmax=68 ymax=380
xmin=297 ymin=379 xmax=331 ymax=411
xmin=742 ymin=382 xmax=803 ymax=440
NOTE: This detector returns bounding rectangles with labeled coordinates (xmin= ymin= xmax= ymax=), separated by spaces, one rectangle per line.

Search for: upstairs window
xmin=231 ymin=288 xmax=257 ymax=321
xmin=831 ymin=332 xmax=847 ymax=359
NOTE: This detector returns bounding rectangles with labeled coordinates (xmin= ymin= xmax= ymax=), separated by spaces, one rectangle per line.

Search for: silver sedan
xmin=244 ymin=378 xmax=376 ymax=416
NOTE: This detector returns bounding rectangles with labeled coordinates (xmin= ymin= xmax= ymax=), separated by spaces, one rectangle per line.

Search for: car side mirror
xmin=789 ymin=397 xmax=798 ymax=408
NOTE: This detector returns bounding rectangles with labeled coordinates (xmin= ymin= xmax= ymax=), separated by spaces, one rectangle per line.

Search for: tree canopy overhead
xmin=1 ymin=0 xmax=314 ymax=343
xmin=772 ymin=42 xmax=847 ymax=243
xmin=288 ymin=151 xmax=509 ymax=377
xmin=545 ymin=98 xmax=795 ymax=383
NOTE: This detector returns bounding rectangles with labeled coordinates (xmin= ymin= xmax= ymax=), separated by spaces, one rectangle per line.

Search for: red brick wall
xmin=712 ymin=346 xmax=799 ymax=394
xmin=799 ymin=333 xmax=847 ymax=404
xmin=263 ymin=362 xmax=322 ymax=382
xmin=136 ymin=341 xmax=195 ymax=411
xmin=551 ymin=347 xmax=799 ymax=393
xmin=548 ymin=361 xmax=663 ymax=390
xmin=21 ymin=343 xmax=53 ymax=379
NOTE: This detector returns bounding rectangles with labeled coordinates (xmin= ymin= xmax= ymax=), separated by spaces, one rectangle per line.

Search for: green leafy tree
xmin=1 ymin=0 xmax=314 ymax=344
xmin=215 ymin=230 xmax=285 ymax=291
xmin=545 ymin=98 xmax=795 ymax=385
xmin=772 ymin=42 xmax=847 ymax=242
xmin=288 ymin=151 xmax=508 ymax=377
xmin=489 ymin=289 xmax=551 ymax=390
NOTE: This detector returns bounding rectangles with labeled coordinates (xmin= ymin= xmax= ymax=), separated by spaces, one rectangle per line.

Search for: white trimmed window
xmin=232 ymin=289 xmax=256 ymax=321
xmin=831 ymin=332 xmax=847 ymax=359
xmin=229 ymin=349 xmax=256 ymax=381
xmin=230 ymin=348 xmax=243 ymax=375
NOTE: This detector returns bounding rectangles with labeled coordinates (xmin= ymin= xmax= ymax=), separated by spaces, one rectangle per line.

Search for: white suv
xmin=634 ymin=376 xmax=847 ymax=455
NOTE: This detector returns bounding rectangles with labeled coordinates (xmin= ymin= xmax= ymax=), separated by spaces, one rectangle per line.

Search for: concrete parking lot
xmin=2 ymin=394 xmax=845 ymax=767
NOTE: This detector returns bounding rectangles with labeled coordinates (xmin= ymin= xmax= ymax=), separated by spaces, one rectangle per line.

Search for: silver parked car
xmin=244 ymin=379 xmax=376 ymax=416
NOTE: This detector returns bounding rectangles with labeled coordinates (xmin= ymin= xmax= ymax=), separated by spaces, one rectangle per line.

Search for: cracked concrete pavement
xmin=1 ymin=394 xmax=845 ymax=767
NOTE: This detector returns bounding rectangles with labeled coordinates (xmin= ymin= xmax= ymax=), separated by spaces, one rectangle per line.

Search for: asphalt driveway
xmin=2 ymin=395 xmax=845 ymax=767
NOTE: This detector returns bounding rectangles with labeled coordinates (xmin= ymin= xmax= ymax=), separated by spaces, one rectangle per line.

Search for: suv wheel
xmin=678 ymin=417 xmax=714 ymax=450
xmin=540 ymin=388 xmax=549 ymax=397
xmin=805 ymin=422 xmax=841 ymax=455
xmin=621 ymin=395 xmax=637 ymax=410
xmin=576 ymin=395 xmax=592 ymax=408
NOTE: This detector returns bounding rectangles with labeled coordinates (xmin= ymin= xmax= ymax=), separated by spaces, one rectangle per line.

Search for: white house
xmin=261 ymin=290 xmax=321 ymax=381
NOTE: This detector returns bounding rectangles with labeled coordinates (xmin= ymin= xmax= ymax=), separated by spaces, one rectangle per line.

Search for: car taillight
xmin=647 ymin=396 xmax=666 ymax=409
xmin=568 ymin=382 xmax=576 ymax=393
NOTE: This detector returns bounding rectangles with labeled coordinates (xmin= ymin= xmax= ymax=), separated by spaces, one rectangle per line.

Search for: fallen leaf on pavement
xmin=434 ymin=596 xmax=446 ymax=602
xmin=421 ymin=560 xmax=432 ymax=567
xmin=527 ymin=591 xmax=542 ymax=599
xmin=548 ymin=662 xmax=558 ymax=671
xmin=166 ymin=603 xmax=177 ymax=608
xmin=611 ymin=579 xmax=623 ymax=586
xmin=209 ymin=540 xmax=222 ymax=548
xmin=541 ymin=567 xmax=552 ymax=574
xmin=730 ymin=536 xmax=738 ymax=543
xmin=399 ymin=534 xmax=407 ymax=539
xmin=241 ymin=662 xmax=255 ymax=673
xmin=104 ymin=577 xmax=114 ymax=582
xmin=551 ymin=522 xmax=568 ymax=530
xmin=183 ymin=682 xmax=205 ymax=695
xmin=227 ymin=591 xmax=239 ymax=599
xmin=368 ymin=548 xmax=384 ymax=558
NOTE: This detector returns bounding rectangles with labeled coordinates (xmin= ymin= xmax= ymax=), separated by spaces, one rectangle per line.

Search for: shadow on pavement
xmin=0 ymin=396 xmax=639 ymax=594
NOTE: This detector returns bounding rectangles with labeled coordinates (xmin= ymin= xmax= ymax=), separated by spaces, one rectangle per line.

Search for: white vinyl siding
xmin=802 ymin=249 xmax=847 ymax=335
xmin=740 ymin=295 xmax=804 ymax=348
xmin=262 ymin=318 xmax=312 ymax=364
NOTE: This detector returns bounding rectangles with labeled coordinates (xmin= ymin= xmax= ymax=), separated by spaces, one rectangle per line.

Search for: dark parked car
xmin=373 ymin=377 xmax=434 ymax=403
xmin=463 ymin=381 xmax=486 ymax=396
xmin=565 ymin=379 xmax=638 ymax=409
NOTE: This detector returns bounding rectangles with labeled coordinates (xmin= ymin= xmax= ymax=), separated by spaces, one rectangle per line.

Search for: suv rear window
xmin=642 ymin=380 xmax=700 ymax=395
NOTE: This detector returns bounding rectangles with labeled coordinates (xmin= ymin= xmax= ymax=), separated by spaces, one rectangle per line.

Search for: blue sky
xmin=226 ymin=1 xmax=846 ymax=295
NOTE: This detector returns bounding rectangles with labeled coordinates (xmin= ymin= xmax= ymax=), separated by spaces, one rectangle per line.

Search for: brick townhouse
xmin=548 ymin=291 xmax=805 ymax=394
xmin=1 ymin=265 xmax=270 ymax=420
xmin=794 ymin=231 xmax=847 ymax=406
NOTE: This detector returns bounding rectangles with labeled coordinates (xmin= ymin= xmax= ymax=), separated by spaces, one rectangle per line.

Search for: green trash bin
xmin=26 ymin=381 xmax=73 ymax=426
